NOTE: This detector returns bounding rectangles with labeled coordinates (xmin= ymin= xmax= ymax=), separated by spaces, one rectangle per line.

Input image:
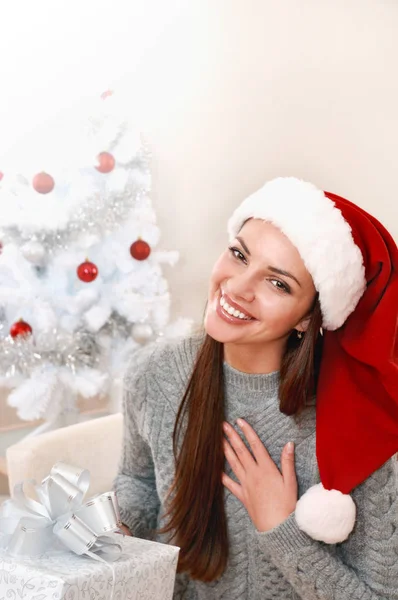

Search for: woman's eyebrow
xmin=268 ymin=266 xmax=301 ymax=287
xmin=236 ymin=236 xmax=251 ymax=256
xmin=236 ymin=236 xmax=301 ymax=287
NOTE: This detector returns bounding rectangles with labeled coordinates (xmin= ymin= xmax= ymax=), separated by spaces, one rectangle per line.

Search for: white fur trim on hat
xmin=227 ymin=177 xmax=366 ymax=330
xmin=295 ymin=483 xmax=356 ymax=544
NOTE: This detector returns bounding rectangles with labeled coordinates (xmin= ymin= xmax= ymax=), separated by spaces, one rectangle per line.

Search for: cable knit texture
xmin=113 ymin=335 xmax=398 ymax=600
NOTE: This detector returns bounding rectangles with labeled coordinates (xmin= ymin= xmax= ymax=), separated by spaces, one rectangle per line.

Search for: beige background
xmin=1 ymin=1 xmax=398 ymax=433
xmin=130 ymin=0 xmax=398 ymax=324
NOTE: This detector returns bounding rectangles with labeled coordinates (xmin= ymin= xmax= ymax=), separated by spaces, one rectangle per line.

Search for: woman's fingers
xmin=281 ymin=442 xmax=298 ymax=496
xmin=223 ymin=421 xmax=256 ymax=471
xmin=222 ymin=472 xmax=245 ymax=504
xmin=117 ymin=523 xmax=132 ymax=536
xmin=223 ymin=438 xmax=246 ymax=481
xmin=235 ymin=419 xmax=271 ymax=465
xmin=224 ymin=419 xmax=281 ymax=476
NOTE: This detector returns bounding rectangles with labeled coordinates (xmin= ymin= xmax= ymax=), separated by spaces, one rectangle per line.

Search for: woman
xmin=114 ymin=177 xmax=398 ymax=599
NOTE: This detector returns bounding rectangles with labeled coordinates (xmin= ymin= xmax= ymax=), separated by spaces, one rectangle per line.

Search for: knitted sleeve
xmin=113 ymin=347 xmax=160 ymax=539
xmin=256 ymin=457 xmax=398 ymax=600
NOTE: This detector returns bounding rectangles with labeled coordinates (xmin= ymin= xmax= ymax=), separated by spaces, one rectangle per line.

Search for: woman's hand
xmin=117 ymin=523 xmax=133 ymax=536
xmin=222 ymin=419 xmax=297 ymax=532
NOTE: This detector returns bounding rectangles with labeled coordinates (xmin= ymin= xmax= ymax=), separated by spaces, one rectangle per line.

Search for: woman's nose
xmin=227 ymin=273 xmax=255 ymax=303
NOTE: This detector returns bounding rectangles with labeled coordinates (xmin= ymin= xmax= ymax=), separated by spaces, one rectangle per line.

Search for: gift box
xmin=0 ymin=533 xmax=179 ymax=600
xmin=0 ymin=462 xmax=179 ymax=600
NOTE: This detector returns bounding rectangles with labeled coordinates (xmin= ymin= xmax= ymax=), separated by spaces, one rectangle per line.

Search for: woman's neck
xmin=223 ymin=340 xmax=285 ymax=374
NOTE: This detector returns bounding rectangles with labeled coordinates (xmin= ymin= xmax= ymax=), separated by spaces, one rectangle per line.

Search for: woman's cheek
xmin=257 ymin=294 xmax=294 ymax=329
xmin=211 ymin=256 xmax=232 ymax=283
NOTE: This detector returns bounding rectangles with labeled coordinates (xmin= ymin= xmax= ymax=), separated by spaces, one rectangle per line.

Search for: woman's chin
xmin=204 ymin=310 xmax=243 ymax=343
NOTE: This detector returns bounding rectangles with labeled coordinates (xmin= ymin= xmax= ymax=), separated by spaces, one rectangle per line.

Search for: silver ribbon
xmin=0 ymin=462 xmax=123 ymax=598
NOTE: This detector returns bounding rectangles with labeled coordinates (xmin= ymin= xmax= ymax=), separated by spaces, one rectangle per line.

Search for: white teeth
xmin=220 ymin=295 xmax=252 ymax=320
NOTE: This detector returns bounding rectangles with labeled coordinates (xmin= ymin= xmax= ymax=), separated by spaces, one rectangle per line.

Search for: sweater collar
xmin=223 ymin=361 xmax=280 ymax=394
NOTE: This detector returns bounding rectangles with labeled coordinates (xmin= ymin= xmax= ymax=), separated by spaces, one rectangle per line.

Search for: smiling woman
xmin=205 ymin=219 xmax=317 ymax=374
xmin=114 ymin=177 xmax=398 ymax=599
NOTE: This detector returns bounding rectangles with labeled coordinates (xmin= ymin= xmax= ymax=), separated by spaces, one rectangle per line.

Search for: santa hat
xmin=228 ymin=177 xmax=398 ymax=544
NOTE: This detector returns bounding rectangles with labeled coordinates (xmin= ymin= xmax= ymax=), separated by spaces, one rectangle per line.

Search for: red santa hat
xmin=228 ymin=177 xmax=398 ymax=544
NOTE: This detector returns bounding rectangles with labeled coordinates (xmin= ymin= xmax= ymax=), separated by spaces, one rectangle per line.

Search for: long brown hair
xmin=160 ymin=297 xmax=323 ymax=581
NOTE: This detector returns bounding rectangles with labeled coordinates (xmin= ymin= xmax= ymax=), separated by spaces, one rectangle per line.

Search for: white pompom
xmin=295 ymin=483 xmax=356 ymax=544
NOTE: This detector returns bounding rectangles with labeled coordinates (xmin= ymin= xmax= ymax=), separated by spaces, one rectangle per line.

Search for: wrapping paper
xmin=0 ymin=533 xmax=179 ymax=600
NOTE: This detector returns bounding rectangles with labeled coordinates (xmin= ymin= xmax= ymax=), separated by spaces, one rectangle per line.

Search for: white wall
xmin=1 ymin=0 xmax=397 ymax=326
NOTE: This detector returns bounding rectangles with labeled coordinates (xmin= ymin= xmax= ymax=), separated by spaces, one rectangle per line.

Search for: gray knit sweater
xmin=113 ymin=335 xmax=398 ymax=600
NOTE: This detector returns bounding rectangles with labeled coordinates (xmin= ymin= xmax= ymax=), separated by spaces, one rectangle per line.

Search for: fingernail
xmin=223 ymin=422 xmax=230 ymax=432
xmin=286 ymin=441 xmax=295 ymax=454
xmin=236 ymin=418 xmax=244 ymax=428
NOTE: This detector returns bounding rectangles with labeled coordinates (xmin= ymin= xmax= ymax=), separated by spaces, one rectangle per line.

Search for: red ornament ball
xmin=10 ymin=319 xmax=33 ymax=339
xmin=100 ymin=89 xmax=113 ymax=100
xmin=95 ymin=152 xmax=115 ymax=174
xmin=77 ymin=260 xmax=98 ymax=283
xmin=130 ymin=240 xmax=151 ymax=261
xmin=32 ymin=171 xmax=55 ymax=194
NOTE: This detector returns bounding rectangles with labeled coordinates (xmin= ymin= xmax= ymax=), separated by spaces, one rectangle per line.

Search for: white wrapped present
xmin=0 ymin=461 xmax=179 ymax=599
xmin=0 ymin=533 xmax=179 ymax=600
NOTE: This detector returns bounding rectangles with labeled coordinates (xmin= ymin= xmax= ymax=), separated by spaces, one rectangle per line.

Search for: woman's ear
xmin=296 ymin=314 xmax=312 ymax=333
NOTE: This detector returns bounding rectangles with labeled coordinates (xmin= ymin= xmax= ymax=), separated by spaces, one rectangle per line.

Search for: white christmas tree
xmin=0 ymin=89 xmax=192 ymax=435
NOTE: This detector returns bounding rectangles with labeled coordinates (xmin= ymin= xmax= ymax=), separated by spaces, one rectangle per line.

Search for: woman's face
xmin=204 ymin=219 xmax=317 ymax=347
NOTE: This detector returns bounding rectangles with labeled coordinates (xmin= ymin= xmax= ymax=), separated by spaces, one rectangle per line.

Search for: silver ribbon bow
xmin=0 ymin=462 xmax=123 ymax=596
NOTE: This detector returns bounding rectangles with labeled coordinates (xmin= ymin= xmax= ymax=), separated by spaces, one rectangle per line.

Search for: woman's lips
xmin=221 ymin=293 xmax=256 ymax=319
xmin=216 ymin=292 xmax=257 ymax=325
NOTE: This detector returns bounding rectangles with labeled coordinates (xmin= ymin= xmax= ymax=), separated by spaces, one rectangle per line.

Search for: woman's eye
xmin=270 ymin=279 xmax=290 ymax=294
xmin=229 ymin=246 xmax=246 ymax=263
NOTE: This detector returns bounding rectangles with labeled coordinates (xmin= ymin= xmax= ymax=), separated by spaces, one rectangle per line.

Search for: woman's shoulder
xmin=337 ymin=455 xmax=398 ymax=582
xmin=352 ymin=454 xmax=398 ymax=513
xmin=124 ymin=330 xmax=205 ymax=390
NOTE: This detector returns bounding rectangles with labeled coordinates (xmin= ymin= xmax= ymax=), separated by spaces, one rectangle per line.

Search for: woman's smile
xmin=216 ymin=291 xmax=257 ymax=325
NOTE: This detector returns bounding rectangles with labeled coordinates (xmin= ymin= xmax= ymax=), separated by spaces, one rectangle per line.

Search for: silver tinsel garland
xmin=0 ymin=309 xmax=152 ymax=381
xmin=0 ymin=145 xmax=152 ymax=256
xmin=0 ymin=328 xmax=102 ymax=379
xmin=100 ymin=311 xmax=135 ymax=339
